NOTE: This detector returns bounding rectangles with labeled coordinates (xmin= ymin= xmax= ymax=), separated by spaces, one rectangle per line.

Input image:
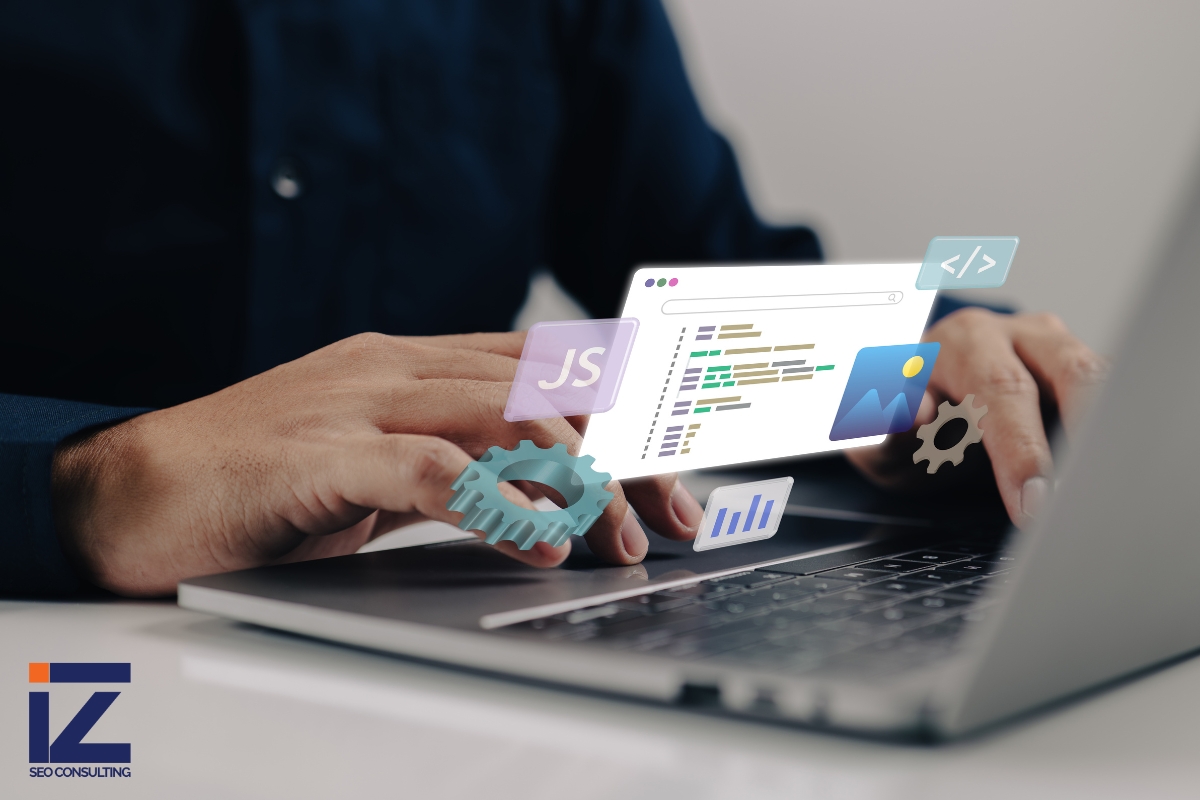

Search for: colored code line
xmin=688 ymin=423 xmax=701 ymax=429
xmin=771 ymin=360 xmax=806 ymax=367
xmin=699 ymin=326 xmax=716 ymax=332
xmin=690 ymin=350 xmax=709 ymax=357
xmin=816 ymin=365 xmax=835 ymax=371
xmin=737 ymin=377 xmax=779 ymax=385
xmin=724 ymin=346 xmax=771 ymax=355
xmin=659 ymin=451 xmax=676 ymax=457
xmin=722 ymin=381 xmax=736 ymax=387
xmin=697 ymin=396 xmax=741 ymax=405
xmin=709 ymin=350 xmax=721 ymax=355
xmin=694 ymin=407 xmax=711 ymax=413
xmin=717 ymin=332 xmax=762 ymax=339
xmin=782 ymin=374 xmax=813 ymax=382
xmin=667 ymin=425 xmax=684 ymax=432
xmin=782 ymin=367 xmax=813 ymax=374
xmin=680 ymin=448 xmax=691 ymax=454
xmin=702 ymin=382 xmax=722 ymax=389
xmin=732 ymin=369 xmax=777 ymax=378
xmin=733 ymin=362 xmax=769 ymax=370
xmin=775 ymin=344 xmax=815 ymax=351
xmin=719 ymin=324 xmax=754 ymax=331
xmin=706 ymin=365 xmax=731 ymax=372
xmin=694 ymin=334 xmax=712 ymax=340
xmin=716 ymin=403 xmax=752 ymax=411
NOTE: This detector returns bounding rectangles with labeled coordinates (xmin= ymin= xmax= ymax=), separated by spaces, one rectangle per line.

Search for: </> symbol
xmin=941 ymin=246 xmax=998 ymax=279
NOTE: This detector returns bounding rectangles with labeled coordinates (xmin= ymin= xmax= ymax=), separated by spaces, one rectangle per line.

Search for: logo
xmin=916 ymin=236 xmax=1019 ymax=290
xmin=504 ymin=318 xmax=638 ymax=422
xmin=28 ymin=662 xmax=131 ymax=779
xmin=693 ymin=477 xmax=794 ymax=552
xmin=829 ymin=343 xmax=940 ymax=441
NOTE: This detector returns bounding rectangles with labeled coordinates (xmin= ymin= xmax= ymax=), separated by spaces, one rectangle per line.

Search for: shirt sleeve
xmin=0 ymin=394 xmax=147 ymax=596
xmin=543 ymin=0 xmax=822 ymax=318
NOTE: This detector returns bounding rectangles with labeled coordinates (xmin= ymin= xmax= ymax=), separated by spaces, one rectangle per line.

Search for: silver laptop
xmin=178 ymin=161 xmax=1200 ymax=740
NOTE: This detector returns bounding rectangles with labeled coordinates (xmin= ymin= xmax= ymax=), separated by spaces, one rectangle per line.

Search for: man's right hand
xmin=51 ymin=332 xmax=704 ymax=596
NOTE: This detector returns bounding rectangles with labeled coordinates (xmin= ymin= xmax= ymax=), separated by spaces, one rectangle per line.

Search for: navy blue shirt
xmin=0 ymin=0 xmax=823 ymax=595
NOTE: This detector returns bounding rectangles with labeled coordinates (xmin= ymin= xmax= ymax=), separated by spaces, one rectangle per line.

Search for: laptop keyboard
xmin=499 ymin=539 xmax=1014 ymax=678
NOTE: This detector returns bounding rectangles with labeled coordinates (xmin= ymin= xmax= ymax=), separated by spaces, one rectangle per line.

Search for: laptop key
xmin=890 ymin=550 xmax=971 ymax=566
xmin=895 ymin=570 xmax=976 ymax=587
xmin=855 ymin=559 xmax=934 ymax=574
xmin=818 ymin=567 xmax=898 ymax=583
xmin=704 ymin=571 xmax=791 ymax=590
xmin=854 ymin=579 xmax=936 ymax=597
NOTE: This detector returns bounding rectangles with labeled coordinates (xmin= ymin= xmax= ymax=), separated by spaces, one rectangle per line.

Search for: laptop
xmin=178 ymin=161 xmax=1200 ymax=740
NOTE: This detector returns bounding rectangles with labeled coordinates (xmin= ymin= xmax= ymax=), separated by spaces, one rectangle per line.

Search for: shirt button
xmin=270 ymin=159 xmax=303 ymax=199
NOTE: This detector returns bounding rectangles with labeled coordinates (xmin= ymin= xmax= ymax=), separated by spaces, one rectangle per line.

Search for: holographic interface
xmin=582 ymin=264 xmax=936 ymax=479
xmin=693 ymin=477 xmax=793 ymax=552
xmin=504 ymin=319 xmax=638 ymax=422
xmin=829 ymin=343 xmax=940 ymax=442
xmin=916 ymin=236 xmax=1019 ymax=290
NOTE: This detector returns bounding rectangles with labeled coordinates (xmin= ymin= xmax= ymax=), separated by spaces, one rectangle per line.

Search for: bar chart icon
xmin=693 ymin=476 xmax=794 ymax=551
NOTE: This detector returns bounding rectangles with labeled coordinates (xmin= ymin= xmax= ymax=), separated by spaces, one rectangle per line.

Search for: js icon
xmin=28 ymin=662 xmax=131 ymax=763
xmin=538 ymin=347 xmax=606 ymax=390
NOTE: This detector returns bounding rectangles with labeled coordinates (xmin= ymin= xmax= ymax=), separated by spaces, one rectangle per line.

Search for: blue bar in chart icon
xmin=916 ymin=236 xmax=1019 ymax=290
xmin=693 ymin=477 xmax=794 ymax=552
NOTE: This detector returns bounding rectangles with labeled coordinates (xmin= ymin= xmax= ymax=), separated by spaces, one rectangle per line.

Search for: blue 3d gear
xmin=446 ymin=440 xmax=615 ymax=549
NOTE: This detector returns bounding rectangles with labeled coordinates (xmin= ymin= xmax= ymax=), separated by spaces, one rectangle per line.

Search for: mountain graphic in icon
xmin=829 ymin=343 xmax=940 ymax=442
xmin=828 ymin=388 xmax=913 ymax=441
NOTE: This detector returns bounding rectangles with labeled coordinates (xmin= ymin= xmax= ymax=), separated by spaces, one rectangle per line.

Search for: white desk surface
xmin=4 ymin=531 xmax=1199 ymax=799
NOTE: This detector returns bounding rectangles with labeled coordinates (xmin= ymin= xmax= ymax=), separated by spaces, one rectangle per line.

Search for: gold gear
xmin=912 ymin=394 xmax=988 ymax=474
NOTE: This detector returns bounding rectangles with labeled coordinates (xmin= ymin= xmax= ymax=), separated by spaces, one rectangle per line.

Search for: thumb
xmin=333 ymin=434 xmax=569 ymax=567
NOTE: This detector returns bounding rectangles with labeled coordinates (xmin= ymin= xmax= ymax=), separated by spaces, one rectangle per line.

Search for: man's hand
xmin=51 ymin=332 xmax=704 ymax=597
xmin=845 ymin=308 xmax=1107 ymax=528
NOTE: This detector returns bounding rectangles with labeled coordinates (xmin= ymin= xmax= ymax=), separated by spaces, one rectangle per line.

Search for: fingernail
xmin=620 ymin=510 xmax=648 ymax=559
xmin=670 ymin=480 xmax=704 ymax=531
xmin=1021 ymin=477 xmax=1050 ymax=522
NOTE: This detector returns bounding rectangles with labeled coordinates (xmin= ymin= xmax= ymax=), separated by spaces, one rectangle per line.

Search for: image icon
xmin=916 ymin=236 xmax=1019 ymax=290
xmin=828 ymin=343 xmax=940 ymax=441
xmin=504 ymin=318 xmax=639 ymax=422
xmin=693 ymin=477 xmax=794 ymax=552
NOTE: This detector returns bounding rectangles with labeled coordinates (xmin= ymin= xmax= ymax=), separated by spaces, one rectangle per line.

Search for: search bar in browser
xmin=661 ymin=291 xmax=904 ymax=315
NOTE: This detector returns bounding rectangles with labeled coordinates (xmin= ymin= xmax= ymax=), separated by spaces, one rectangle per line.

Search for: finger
xmin=401 ymin=340 xmax=520 ymax=383
xmin=412 ymin=331 xmax=528 ymax=359
xmin=332 ymin=433 xmax=567 ymax=568
xmin=373 ymin=378 xmax=584 ymax=457
xmin=582 ymin=480 xmax=647 ymax=565
xmin=1010 ymin=313 xmax=1109 ymax=433
xmin=620 ymin=473 xmax=703 ymax=542
xmin=927 ymin=326 xmax=1053 ymax=528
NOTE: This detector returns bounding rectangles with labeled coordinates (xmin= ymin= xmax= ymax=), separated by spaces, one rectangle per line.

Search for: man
xmin=0 ymin=1 xmax=1103 ymax=597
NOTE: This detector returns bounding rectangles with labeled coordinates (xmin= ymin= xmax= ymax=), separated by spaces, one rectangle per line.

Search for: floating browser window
xmin=504 ymin=318 xmax=639 ymax=422
xmin=581 ymin=264 xmax=936 ymax=479
xmin=916 ymin=236 xmax=1019 ymax=290
xmin=693 ymin=477 xmax=794 ymax=552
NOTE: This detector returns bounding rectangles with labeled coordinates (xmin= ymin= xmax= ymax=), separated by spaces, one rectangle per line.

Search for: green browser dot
xmin=657 ymin=278 xmax=667 ymax=287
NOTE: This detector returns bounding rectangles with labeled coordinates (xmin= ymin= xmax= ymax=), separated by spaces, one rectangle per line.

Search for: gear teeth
xmin=444 ymin=440 xmax=614 ymax=548
xmin=913 ymin=395 xmax=989 ymax=474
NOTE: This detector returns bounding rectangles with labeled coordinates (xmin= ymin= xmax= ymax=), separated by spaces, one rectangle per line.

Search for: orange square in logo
xmin=29 ymin=662 xmax=49 ymax=683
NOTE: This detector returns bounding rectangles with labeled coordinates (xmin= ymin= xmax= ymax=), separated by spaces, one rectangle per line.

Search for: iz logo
xmin=28 ymin=662 xmax=131 ymax=763
xmin=505 ymin=318 xmax=639 ymax=422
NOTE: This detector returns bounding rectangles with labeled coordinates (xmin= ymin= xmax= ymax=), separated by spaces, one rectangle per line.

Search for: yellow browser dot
xmin=902 ymin=356 xmax=924 ymax=378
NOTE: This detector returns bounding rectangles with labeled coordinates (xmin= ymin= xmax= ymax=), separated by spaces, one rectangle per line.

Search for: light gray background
xmin=517 ymin=0 xmax=1200 ymax=354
